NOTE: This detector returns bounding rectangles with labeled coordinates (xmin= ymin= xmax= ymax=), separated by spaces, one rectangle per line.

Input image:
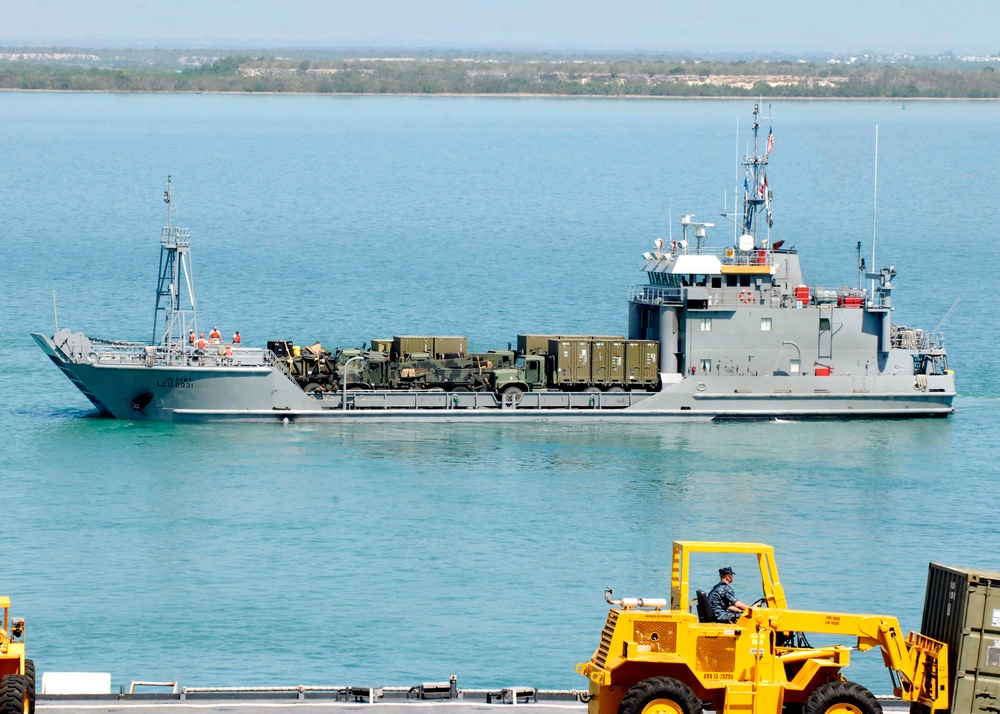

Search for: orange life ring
xmin=739 ymin=290 xmax=754 ymax=304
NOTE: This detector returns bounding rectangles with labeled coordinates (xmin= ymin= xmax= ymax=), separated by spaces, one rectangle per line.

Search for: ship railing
xmin=81 ymin=341 xmax=274 ymax=368
xmin=723 ymin=248 xmax=774 ymax=267
xmin=269 ymin=351 xmax=301 ymax=385
xmin=628 ymin=285 xmax=683 ymax=305
xmin=655 ymin=246 xmax=781 ymax=266
xmin=891 ymin=328 xmax=945 ymax=351
xmin=161 ymin=226 xmax=191 ymax=248
xmin=870 ymin=295 xmax=884 ymax=309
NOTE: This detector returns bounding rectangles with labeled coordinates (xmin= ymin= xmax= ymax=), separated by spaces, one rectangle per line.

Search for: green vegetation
xmin=1 ymin=52 xmax=999 ymax=98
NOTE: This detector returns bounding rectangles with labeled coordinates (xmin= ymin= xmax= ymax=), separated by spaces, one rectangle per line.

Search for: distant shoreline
xmin=3 ymin=54 xmax=997 ymax=99
xmin=2 ymin=88 xmax=997 ymax=100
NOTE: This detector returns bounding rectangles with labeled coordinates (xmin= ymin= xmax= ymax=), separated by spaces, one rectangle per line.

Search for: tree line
xmin=1 ymin=57 xmax=998 ymax=98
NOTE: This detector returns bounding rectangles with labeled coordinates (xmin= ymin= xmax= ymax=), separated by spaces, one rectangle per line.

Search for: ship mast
xmin=739 ymin=102 xmax=773 ymax=250
xmin=152 ymin=176 xmax=197 ymax=350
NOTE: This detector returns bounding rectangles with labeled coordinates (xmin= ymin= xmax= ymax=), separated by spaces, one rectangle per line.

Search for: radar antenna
xmin=934 ymin=298 xmax=961 ymax=333
xmin=738 ymin=102 xmax=774 ymax=250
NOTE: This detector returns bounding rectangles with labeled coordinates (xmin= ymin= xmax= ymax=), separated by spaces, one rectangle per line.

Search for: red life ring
xmin=739 ymin=290 xmax=754 ymax=304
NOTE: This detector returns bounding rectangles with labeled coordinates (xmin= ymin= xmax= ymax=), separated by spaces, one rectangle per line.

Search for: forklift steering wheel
xmin=751 ymin=597 xmax=768 ymax=608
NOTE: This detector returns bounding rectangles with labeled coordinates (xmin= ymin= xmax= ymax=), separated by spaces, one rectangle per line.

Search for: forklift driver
xmin=708 ymin=566 xmax=748 ymax=623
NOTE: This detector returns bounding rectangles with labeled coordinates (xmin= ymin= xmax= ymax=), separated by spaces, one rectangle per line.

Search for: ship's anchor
xmin=124 ymin=391 xmax=154 ymax=415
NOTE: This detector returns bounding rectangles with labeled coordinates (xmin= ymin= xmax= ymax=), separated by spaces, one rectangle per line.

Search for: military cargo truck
xmin=270 ymin=338 xmax=517 ymax=393
xmin=269 ymin=334 xmax=660 ymax=398
xmin=492 ymin=337 xmax=659 ymax=399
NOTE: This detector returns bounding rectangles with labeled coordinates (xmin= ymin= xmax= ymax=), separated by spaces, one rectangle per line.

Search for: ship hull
xmin=34 ymin=332 xmax=955 ymax=423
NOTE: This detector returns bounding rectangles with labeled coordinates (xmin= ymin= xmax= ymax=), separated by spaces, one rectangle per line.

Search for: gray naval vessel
xmin=32 ymin=106 xmax=956 ymax=423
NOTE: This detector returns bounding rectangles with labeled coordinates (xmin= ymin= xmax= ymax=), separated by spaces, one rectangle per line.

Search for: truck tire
xmin=22 ymin=663 xmax=33 ymax=714
xmin=501 ymin=385 xmax=524 ymax=409
xmin=0 ymin=674 xmax=30 ymax=714
xmin=618 ymin=676 xmax=700 ymax=714
xmin=803 ymin=681 xmax=882 ymax=714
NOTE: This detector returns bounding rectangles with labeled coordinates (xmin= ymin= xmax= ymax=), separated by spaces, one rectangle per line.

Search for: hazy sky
xmin=2 ymin=0 xmax=997 ymax=55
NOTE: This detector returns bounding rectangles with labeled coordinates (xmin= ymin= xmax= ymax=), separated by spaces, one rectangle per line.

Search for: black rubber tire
xmin=500 ymin=385 xmax=524 ymax=408
xmin=22 ymin=662 xmax=33 ymax=714
xmin=0 ymin=674 xmax=30 ymax=714
xmin=803 ymin=681 xmax=882 ymax=714
xmin=618 ymin=676 xmax=700 ymax=714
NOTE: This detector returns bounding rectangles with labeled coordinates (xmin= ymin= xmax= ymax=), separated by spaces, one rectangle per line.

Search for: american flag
xmin=766 ymin=127 xmax=774 ymax=154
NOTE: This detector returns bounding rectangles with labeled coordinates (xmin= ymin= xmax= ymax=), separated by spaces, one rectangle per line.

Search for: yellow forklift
xmin=577 ymin=542 xmax=947 ymax=714
xmin=0 ymin=597 xmax=32 ymax=714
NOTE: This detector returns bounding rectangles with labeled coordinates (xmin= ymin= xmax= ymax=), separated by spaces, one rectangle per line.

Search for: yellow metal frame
xmin=669 ymin=541 xmax=787 ymax=611
xmin=0 ymin=598 xmax=27 ymax=680
xmin=578 ymin=542 xmax=948 ymax=714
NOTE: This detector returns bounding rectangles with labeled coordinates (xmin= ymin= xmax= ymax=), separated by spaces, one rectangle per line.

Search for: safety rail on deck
xmin=629 ymin=285 xmax=785 ymax=309
xmin=649 ymin=246 xmax=780 ymax=265
xmin=128 ymin=681 xmax=178 ymax=694
xmin=892 ymin=329 xmax=945 ymax=351
xmin=78 ymin=342 xmax=275 ymax=369
xmin=310 ymin=389 xmax=658 ymax=411
xmin=270 ymin=351 xmax=301 ymax=385
xmin=160 ymin=226 xmax=191 ymax=247
xmin=99 ymin=683 xmax=592 ymax=703
xmin=627 ymin=285 xmax=683 ymax=306
xmin=629 ymin=284 xmax=893 ymax=311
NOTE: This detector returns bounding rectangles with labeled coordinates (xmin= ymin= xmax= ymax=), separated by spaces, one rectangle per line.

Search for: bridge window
xmin=700 ymin=317 xmax=712 ymax=332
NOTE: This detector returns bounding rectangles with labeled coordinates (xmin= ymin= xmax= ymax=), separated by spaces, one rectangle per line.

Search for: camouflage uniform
xmin=707 ymin=580 xmax=741 ymax=623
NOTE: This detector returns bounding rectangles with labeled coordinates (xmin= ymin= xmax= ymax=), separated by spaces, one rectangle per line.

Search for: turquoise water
xmin=1 ymin=94 xmax=998 ymax=692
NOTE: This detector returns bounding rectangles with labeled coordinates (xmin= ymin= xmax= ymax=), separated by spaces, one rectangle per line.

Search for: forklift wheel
xmin=618 ymin=677 xmax=700 ymax=714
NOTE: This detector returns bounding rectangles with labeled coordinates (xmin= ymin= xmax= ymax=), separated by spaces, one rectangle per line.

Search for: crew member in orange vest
xmin=197 ymin=333 xmax=206 ymax=349
xmin=188 ymin=329 xmax=195 ymax=345
xmin=225 ymin=343 xmax=233 ymax=358
xmin=209 ymin=326 xmax=221 ymax=341
xmin=233 ymin=331 xmax=241 ymax=345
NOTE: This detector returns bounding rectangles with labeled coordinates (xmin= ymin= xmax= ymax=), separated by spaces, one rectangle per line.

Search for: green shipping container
xmin=919 ymin=563 xmax=1000 ymax=714
xmin=625 ymin=340 xmax=659 ymax=385
xmin=517 ymin=334 xmax=562 ymax=355
xmin=518 ymin=334 xmax=626 ymax=356
xmin=549 ymin=339 xmax=591 ymax=385
xmin=392 ymin=336 xmax=434 ymax=360
xmin=592 ymin=339 xmax=625 ymax=384
xmin=433 ymin=336 xmax=468 ymax=358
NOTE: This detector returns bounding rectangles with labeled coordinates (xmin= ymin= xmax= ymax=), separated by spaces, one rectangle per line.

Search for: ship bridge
xmin=632 ymin=244 xmax=802 ymax=307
